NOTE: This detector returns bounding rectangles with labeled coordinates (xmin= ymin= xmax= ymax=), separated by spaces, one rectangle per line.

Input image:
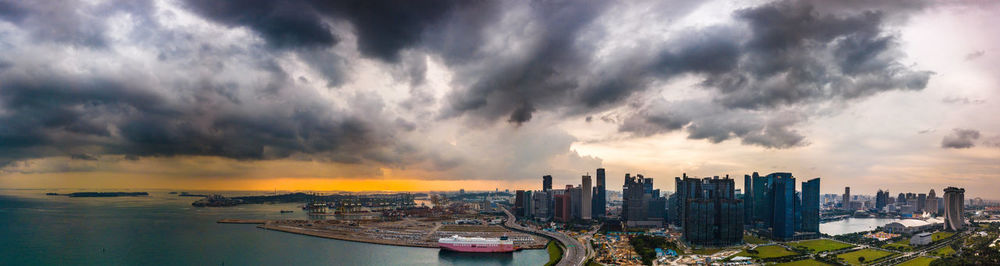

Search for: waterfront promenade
xmin=501 ymin=208 xmax=588 ymax=266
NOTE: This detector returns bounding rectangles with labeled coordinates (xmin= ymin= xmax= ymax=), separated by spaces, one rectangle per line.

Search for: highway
xmin=502 ymin=208 xmax=588 ymax=266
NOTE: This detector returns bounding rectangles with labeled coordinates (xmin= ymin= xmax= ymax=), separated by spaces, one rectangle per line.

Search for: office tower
xmin=898 ymin=193 xmax=906 ymax=205
xmin=744 ymin=174 xmax=754 ymax=224
xmin=569 ymin=186 xmax=582 ymax=220
xmin=514 ymin=190 xmax=526 ymax=217
xmin=917 ymin=193 xmax=927 ymax=213
xmin=943 ymin=187 xmax=965 ymax=231
xmin=926 ymin=189 xmax=938 ymax=217
xmin=624 ymin=173 xmax=663 ymax=227
xmin=794 ymin=192 xmax=802 ymax=232
xmin=582 ymin=175 xmax=592 ymax=220
xmin=843 ymin=187 xmax=851 ymax=210
xmin=554 ymin=194 xmax=571 ymax=222
xmin=801 ymin=178 xmax=820 ymax=232
xmin=524 ymin=191 xmax=533 ymax=218
xmin=751 ymin=172 xmax=773 ymax=226
xmin=532 ymin=191 xmax=550 ymax=218
xmin=771 ymin=173 xmax=796 ymax=240
xmin=680 ymin=175 xmax=744 ymax=246
xmin=593 ymin=168 xmax=606 ymax=219
xmin=876 ymin=190 xmax=886 ymax=210
xmin=543 ymin=175 xmax=552 ymax=192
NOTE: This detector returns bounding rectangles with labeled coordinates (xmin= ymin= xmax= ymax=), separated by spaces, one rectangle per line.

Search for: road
xmin=502 ymin=208 xmax=588 ymax=266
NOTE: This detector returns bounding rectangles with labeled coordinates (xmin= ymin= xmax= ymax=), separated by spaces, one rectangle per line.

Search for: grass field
xmin=791 ymin=239 xmax=854 ymax=253
xmin=775 ymin=259 xmax=832 ymax=266
xmin=932 ymin=232 xmax=955 ymax=242
xmin=897 ymin=257 xmax=937 ymax=266
xmin=836 ymin=248 xmax=894 ymax=265
xmin=735 ymin=245 xmax=799 ymax=259
xmin=882 ymin=240 xmax=913 ymax=251
xmin=545 ymin=241 xmax=563 ymax=266
xmin=689 ymin=248 xmax=723 ymax=255
xmin=932 ymin=246 xmax=955 ymax=257
xmin=744 ymin=234 xmax=770 ymax=244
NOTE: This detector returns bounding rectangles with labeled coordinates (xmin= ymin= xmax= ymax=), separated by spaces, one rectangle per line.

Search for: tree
xmin=858 ymin=256 xmax=865 ymax=264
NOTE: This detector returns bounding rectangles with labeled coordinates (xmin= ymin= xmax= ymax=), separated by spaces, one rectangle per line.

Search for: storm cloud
xmin=0 ymin=0 xmax=953 ymax=178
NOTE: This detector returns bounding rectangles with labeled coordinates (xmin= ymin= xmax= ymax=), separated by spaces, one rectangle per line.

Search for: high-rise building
xmin=679 ymin=175 xmax=744 ymax=246
xmin=751 ymin=172 xmax=773 ymax=226
xmin=532 ymin=191 xmax=550 ymax=219
xmin=744 ymin=174 xmax=754 ymax=224
xmin=582 ymin=175 xmax=592 ymax=220
xmin=772 ymin=173 xmax=796 ymax=240
xmin=569 ymin=186 xmax=582 ymax=220
xmin=843 ymin=187 xmax=851 ymax=210
xmin=876 ymin=190 xmax=886 ymax=210
xmin=624 ymin=173 xmax=662 ymax=227
xmin=917 ymin=193 xmax=927 ymax=213
xmin=523 ymin=191 xmax=534 ymax=218
xmin=926 ymin=189 xmax=938 ymax=216
xmin=514 ymin=190 xmax=526 ymax=217
xmin=801 ymin=178 xmax=820 ymax=233
xmin=593 ymin=168 xmax=606 ymax=219
xmin=543 ymin=175 xmax=552 ymax=192
xmin=943 ymin=187 xmax=965 ymax=231
xmin=554 ymin=194 xmax=571 ymax=222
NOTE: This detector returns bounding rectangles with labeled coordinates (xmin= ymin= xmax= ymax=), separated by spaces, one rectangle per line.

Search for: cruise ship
xmin=437 ymin=235 xmax=517 ymax=253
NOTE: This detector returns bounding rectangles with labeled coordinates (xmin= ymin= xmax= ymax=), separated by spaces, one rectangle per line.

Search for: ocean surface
xmin=0 ymin=189 xmax=548 ymax=266
xmin=820 ymin=217 xmax=905 ymax=235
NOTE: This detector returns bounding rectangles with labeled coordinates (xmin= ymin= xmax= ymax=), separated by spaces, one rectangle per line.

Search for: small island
xmin=46 ymin=192 xmax=150 ymax=197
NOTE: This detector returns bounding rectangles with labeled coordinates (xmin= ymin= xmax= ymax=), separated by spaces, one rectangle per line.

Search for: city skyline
xmin=0 ymin=0 xmax=998 ymax=199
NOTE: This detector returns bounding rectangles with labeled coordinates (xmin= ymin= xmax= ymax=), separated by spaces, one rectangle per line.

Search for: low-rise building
xmin=910 ymin=232 xmax=932 ymax=246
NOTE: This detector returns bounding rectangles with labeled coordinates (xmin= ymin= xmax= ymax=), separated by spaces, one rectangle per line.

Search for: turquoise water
xmin=0 ymin=189 xmax=547 ymax=265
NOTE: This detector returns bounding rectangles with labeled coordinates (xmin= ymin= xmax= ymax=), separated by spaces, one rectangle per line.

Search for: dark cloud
xmin=0 ymin=62 xmax=404 ymax=167
xmin=435 ymin=0 xmax=928 ymax=149
xmin=941 ymin=128 xmax=980 ymax=149
xmin=705 ymin=2 xmax=932 ymax=109
xmin=619 ymin=100 xmax=807 ymax=148
xmin=182 ymin=0 xmax=479 ymax=62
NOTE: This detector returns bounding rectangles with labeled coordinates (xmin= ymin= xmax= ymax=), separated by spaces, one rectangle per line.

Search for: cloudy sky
xmin=0 ymin=0 xmax=997 ymax=198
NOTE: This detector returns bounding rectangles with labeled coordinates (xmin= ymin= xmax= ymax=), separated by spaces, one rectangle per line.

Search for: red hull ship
xmin=438 ymin=235 xmax=517 ymax=253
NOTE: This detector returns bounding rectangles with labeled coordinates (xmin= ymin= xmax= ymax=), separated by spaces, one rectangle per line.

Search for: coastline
xmin=219 ymin=219 xmax=545 ymax=250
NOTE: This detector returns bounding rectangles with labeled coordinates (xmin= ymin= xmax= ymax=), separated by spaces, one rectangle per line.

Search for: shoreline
xmin=219 ymin=219 xmax=544 ymax=250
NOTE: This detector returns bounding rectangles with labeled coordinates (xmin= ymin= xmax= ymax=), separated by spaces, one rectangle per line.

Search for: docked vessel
xmin=437 ymin=235 xmax=516 ymax=253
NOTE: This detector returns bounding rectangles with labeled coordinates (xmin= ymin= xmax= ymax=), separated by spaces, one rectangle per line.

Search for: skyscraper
xmin=679 ymin=175 xmax=744 ymax=246
xmin=843 ymin=187 xmax=850 ymax=210
xmin=593 ymin=168 xmax=606 ymax=219
xmin=554 ymin=194 xmax=571 ymax=222
xmin=751 ymin=172 xmax=772 ymax=226
xmin=771 ymin=173 xmax=796 ymax=240
xmin=917 ymin=193 xmax=927 ymax=213
xmin=744 ymin=174 xmax=754 ymax=224
xmin=624 ymin=173 xmax=662 ymax=227
xmin=926 ymin=189 xmax=938 ymax=216
xmin=582 ymin=174 xmax=592 ymax=220
xmin=543 ymin=175 xmax=552 ymax=192
xmin=514 ymin=190 xmax=526 ymax=217
xmin=801 ymin=178 xmax=820 ymax=233
xmin=876 ymin=190 xmax=886 ymax=210
xmin=943 ymin=187 xmax=965 ymax=231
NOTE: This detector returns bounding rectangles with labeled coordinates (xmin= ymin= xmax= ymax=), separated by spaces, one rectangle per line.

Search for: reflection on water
xmin=820 ymin=218 xmax=904 ymax=235
xmin=438 ymin=250 xmax=515 ymax=265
